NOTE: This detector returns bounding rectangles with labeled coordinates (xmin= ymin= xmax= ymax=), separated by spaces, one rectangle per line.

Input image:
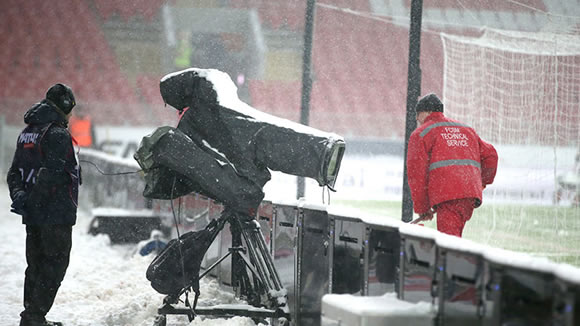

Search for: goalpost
xmin=441 ymin=28 xmax=580 ymax=202
xmin=441 ymin=28 xmax=580 ymax=147
xmin=440 ymin=28 xmax=580 ymax=263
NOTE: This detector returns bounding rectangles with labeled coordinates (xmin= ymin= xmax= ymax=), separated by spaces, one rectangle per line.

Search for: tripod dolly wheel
xmin=276 ymin=317 xmax=290 ymax=326
xmin=152 ymin=315 xmax=166 ymax=326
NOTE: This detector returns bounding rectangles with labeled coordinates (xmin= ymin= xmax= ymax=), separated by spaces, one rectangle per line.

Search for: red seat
xmin=94 ymin=0 xmax=164 ymax=22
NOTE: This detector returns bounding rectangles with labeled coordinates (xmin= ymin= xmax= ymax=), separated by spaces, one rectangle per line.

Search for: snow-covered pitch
xmin=0 ymin=184 xmax=259 ymax=326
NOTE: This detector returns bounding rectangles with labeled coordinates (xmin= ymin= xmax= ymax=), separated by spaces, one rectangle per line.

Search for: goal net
xmin=441 ymin=28 xmax=580 ymax=147
xmin=440 ymin=28 xmax=580 ymax=264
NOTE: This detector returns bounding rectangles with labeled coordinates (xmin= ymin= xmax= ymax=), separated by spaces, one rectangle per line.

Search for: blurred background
xmin=1 ymin=0 xmax=576 ymax=138
xmin=0 ymin=0 xmax=578 ymax=143
xmin=0 ymin=0 xmax=578 ymax=263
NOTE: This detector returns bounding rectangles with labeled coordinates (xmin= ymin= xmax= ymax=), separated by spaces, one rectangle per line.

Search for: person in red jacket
xmin=68 ymin=105 xmax=95 ymax=148
xmin=406 ymin=93 xmax=498 ymax=237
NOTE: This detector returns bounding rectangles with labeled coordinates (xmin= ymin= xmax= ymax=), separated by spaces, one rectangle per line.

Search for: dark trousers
xmin=21 ymin=225 xmax=72 ymax=321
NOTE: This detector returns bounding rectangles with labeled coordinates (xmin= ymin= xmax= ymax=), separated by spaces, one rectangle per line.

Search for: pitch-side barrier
xmin=79 ymin=149 xmax=580 ymax=326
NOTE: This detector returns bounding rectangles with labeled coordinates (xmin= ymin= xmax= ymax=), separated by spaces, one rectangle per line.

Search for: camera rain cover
xmin=136 ymin=68 xmax=345 ymax=211
xmin=134 ymin=126 xmax=265 ymax=213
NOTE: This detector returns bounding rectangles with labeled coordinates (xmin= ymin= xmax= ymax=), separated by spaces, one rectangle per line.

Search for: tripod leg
xmin=230 ymin=218 xmax=259 ymax=305
xmin=250 ymin=221 xmax=284 ymax=291
xmin=237 ymin=215 xmax=287 ymax=309
xmin=242 ymin=221 xmax=276 ymax=290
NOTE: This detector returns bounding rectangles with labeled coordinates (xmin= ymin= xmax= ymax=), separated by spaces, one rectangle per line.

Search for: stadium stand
xmin=245 ymin=0 xmax=559 ymax=138
xmin=248 ymin=80 xmax=301 ymax=121
xmin=93 ymin=0 xmax=167 ymax=22
xmin=231 ymin=0 xmax=370 ymax=31
xmin=233 ymin=1 xmax=444 ymax=137
xmin=0 ymin=0 xmax=140 ymax=125
xmin=417 ymin=0 xmax=549 ymax=32
xmin=136 ymin=75 xmax=164 ymax=108
xmin=230 ymin=1 xmax=306 ymax=30
xmin=411 ymin=0 xmax=546 ymax=12
xmin=135 ymin=74 xmax=178 ymax=125
xmin=0 ymin=0 xmax=572 ymax=138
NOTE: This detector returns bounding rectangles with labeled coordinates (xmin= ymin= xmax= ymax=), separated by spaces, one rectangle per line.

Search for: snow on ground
xmin=0 ymin=183 xmax=259 ymax=326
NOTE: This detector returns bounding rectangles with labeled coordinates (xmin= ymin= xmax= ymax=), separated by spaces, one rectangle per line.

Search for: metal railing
xmin=79 ymin=149 xmax=580 ymax=326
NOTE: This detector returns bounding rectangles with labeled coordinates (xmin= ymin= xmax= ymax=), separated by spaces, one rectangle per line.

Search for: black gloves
xmin=10 ymin=190 xmax=27 ymax=216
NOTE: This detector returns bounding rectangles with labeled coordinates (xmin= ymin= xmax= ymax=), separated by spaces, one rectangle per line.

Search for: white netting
xmin=441 ymin=28 xmax=580 ymax=147
xmin=441 ymin=28 xmax=580 ymax=264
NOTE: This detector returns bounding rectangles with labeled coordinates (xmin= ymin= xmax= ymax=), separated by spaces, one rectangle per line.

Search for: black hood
xmin=23 ymin=100 xmax=68 ymax=126
xmin=160 ymin=68 xmax=218 ymax=111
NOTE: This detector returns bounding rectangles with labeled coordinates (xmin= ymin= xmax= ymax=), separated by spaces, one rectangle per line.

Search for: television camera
xmin=134 ymin=68 xmax=345 ymax=325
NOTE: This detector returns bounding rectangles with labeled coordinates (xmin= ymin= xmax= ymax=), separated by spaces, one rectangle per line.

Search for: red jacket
xmin=406 ymin=112 xmax=498 ymax=214
xmin=69 ymin=116 xmax=93 ymax=147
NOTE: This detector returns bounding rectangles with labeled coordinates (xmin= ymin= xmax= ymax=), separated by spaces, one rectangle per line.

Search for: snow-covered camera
xmin=135 ymin=68 xmax=345 ymax=213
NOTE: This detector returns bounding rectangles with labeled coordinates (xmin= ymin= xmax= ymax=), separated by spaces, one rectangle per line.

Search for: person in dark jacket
xmin=406 ymin=93 xmax=498 ymax=237
xmin=6 ymin=83 xmax=80 ymax=326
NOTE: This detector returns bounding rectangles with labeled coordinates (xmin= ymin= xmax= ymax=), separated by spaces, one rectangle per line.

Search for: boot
xmin=44 ymin=321 xmax=63 ymax=326
xmin=20 ymin=317 xmax=63 ymax=326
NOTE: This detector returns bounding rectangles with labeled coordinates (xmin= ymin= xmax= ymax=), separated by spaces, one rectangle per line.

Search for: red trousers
xmin=435 ymin=198 xmax=475 ymax=237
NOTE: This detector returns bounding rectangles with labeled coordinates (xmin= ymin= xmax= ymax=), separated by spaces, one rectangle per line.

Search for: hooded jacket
xmin=6 ymin=100 xmax=80 ymax=225
xmin=406 ymin=112 xmax=498 ymax=214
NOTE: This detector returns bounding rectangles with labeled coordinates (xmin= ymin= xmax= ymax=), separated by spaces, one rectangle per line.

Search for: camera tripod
xmin=153 ymin=208 xmax=290 ymax=326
